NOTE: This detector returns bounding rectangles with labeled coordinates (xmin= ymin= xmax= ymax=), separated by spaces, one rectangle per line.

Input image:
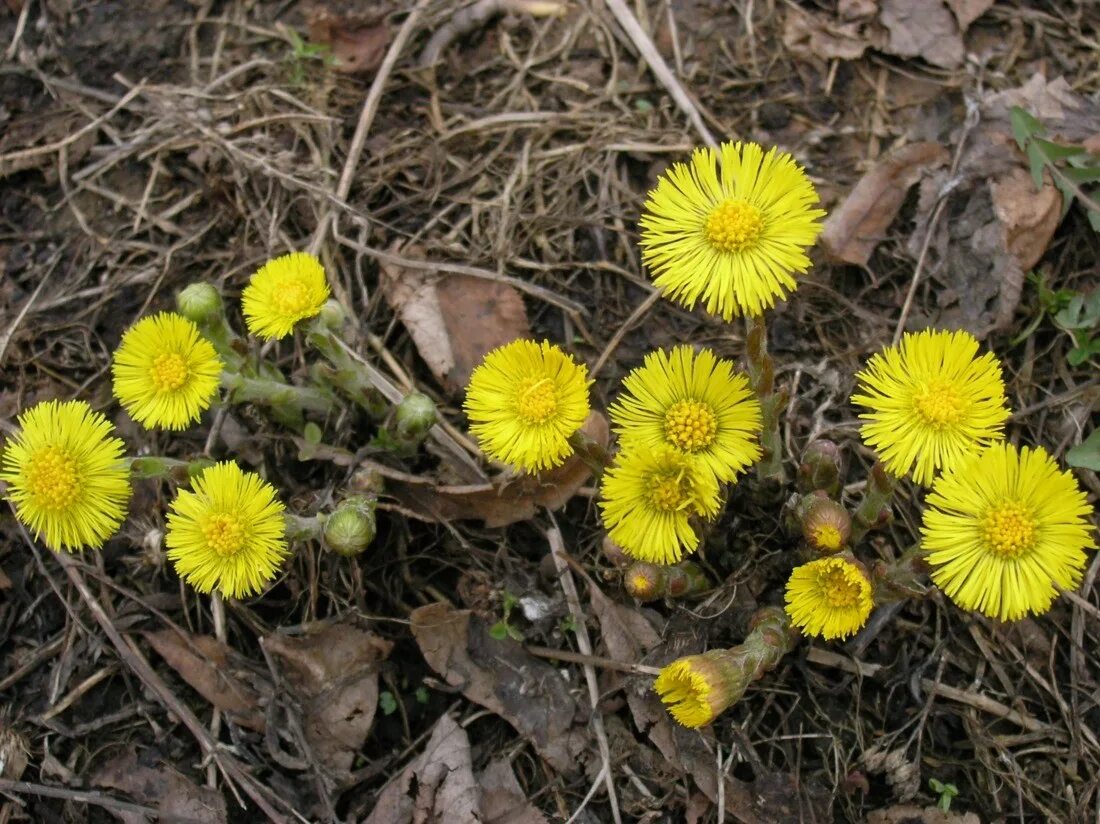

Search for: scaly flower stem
xmin=744 ymin=314 xmax=785 ymax=483
xmin=567 ymin=428 xmax=612 ymax=479
xmin=128 ymin=456 xmax=214 ymax=483
xmin=305 ymin=323 xmax=388 ymax=419
xmin=221 ymin=372 xmax=335 ymax=430
xmin=851 ymin=461 xmax=896 ymax=544
xmin=284 ymin=513 xmax=325 ymax=542
xmin=870 ymin=543 xmax=930 ymax=603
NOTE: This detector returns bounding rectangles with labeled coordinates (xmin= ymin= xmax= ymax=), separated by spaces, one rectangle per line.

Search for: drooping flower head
xmin=0 ymin=400 xmax=130 ymax=552
xmin=610 ymin=346 xmax=762 ymax=483
xmin=599 ymin=445 xmax=719 ymax=564
xmin=785 ymin=556 xmax=873 ymax=640
xmin=464 ymin=339 xmax=591 ymax=472
xmin=654 ymin=651 xmax=739 ymax=728
xmin=165 ymin=462 xmax=288 ymax=599
xmin=639 ymin=141 xmax=825 ymax=320
xmin=852 ymin=329 xmax=1010 ymax=486
xmin=242 ymin=252 xmax=330 ymax=340
xmin=111 ymin=312 xmax=223 ymax=431
xmin=801 ymin=497 xmax=851 ymax=554
xmin=921 ymin=442 xmax=1095 ymax=621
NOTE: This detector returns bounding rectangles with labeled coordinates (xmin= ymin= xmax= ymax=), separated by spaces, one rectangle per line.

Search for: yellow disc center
xmin=150 ymin=353 xmax=190 ymax=392
xmin=980 ymin=502 xmax=1036 ymax=558
xmin=664 ymin=399 xmax=718 ymax=452
xmin=912 ymin=381 xmax=964 ymax=428
xmin=272 ymin=280 xmax=313 ymax=316
xmin=203 ymin=513 xmax=246 ymax=557
xmin=810 ymin=524 xmax=844 ymax=552
xmin=515 ymin=377 xmax=557 ymax=424
xmin=704 ymin=198 xmax=765 ymax=253
xmin=647 ymin=468 xmax=691 ymax=513
xmin=819 ymin=566 xmax=863 ymax=608
xmin=26 ymin=446 xmax=81 ymax=511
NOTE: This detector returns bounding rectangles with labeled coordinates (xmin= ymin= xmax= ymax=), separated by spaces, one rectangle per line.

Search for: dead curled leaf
xmin=263 ymin=622 xmax=392 ymax=775
xmin=820 ymin=142 xmax=951 ymax=266
xmin=478 ymin=758 xmax=548 ymax=824
xmin=878 ymin=0 xmax=964 ymax=70
xmin=411 ymin=602 xmax=589 ymax=773
xmin=388 ymin=411 xmax=607 ymax=527
xmin=91 ymin=746 xmax=227 ymax=824
xmin=782 ymin=5 xmax=880 ymax=62
xmin=379 ymin=242 xmax=532 ymax=395
xmin=945 ymin=0 xmax=995 ymax=31
xmin=143 ymin=629 xmax=265 ymax=731
xmin=305 ymin=9 xmax=389 ymax=75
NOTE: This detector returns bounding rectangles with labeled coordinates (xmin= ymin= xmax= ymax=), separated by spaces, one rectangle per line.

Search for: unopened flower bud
xmin=318 ymin=299 xmax=347 ymax=331
xmin=624 ymin=562 xmax=663 ymax=601
xmin=624 ymin=560 xmax=710 ymax=601
xmin=394 ymin=392 xmax=436 ymax=443
xmin=175 ymin=282 xmax=223 ymax=324
xmin=323 ymin=497 xmax=376 ymax=557
xmin=802 ymin=498 xmax=851 ymax=554
xmin=797 ymin=439 xmax=842 ymax=497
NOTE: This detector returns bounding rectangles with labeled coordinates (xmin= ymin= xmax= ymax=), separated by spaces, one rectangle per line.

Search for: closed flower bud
xmin=624 ymin=562 xmax=663 ymax=601
xmin=318 ymin=298 xmax=347 ymax=331
xmin=802 ymin=498 xmax=851 ymax=554
xmin=797 ymin=439 xmax=842 ymax=496
xmin=394 ymin=392 xmax=437 ymax=443
xmin=323 ymin=497 xmax=376 ymax=557
xmin=175 ymin=282 xmax=223 ymax=324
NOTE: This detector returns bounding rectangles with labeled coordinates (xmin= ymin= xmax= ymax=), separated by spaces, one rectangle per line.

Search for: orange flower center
xmin=150 ymin=353 xmax=189 ymax=392
xmin=818 ymin=564 xmax=864 ymax=608
xmin=705 ymin=198 xmax=765 ymax=253
xmin=980 ymin=503 xmax=1036 ymax=558
xmin=515 ymin=377 xmax=557 ymax=424
xmin=912 ymin=380 xmax=963 ymax=428
xmin=26 ymin=446 xmax=81 ymax=511
xmin=664 ymin=399 xmax=718 ymax=452
xmin=203 ymin=513 xmax=246 ymax=557
xmin=272 ymin=280 xmax=314 ymax=316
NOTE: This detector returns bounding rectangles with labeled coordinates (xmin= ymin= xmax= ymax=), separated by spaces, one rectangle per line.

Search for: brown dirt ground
xmin=1 ymin=0 xmax=1099 ymax=822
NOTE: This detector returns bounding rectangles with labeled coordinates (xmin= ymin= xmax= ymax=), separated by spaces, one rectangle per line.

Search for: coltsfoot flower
xmin=654 ymin=651 xmax=739 ymax=728
xmin=785 ymin=556 xmax=873 ymax=640
xmin=165 ymin=462 xmax=288 ymax=599
xmin=610 ymin=346 xmax=762 ymax=483
xmin=0 ymin=400 xmax=130 ymax=551
xmin=464 ymin=339 xmax=591 ymax=472
xmin=852 ymin=329 xmax=1010 ymax=486
xmin=242 ymin=252 xmax=330 ymax=340
xmin=922 ymin=442 xmax=1095 ymax=621
xmin=639 ymin=141 xmax=825 ymax=319
xmin=801 ymin=497 xmax=851 ymax=554
xmin=112 ymin=312 xmax=223 ymax=430
xmin=599 ymin=446 xmax=719 ymax=564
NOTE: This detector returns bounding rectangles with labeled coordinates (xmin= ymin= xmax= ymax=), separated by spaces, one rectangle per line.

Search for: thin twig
xmin=0 ymin=778 xmax=206 ymax=823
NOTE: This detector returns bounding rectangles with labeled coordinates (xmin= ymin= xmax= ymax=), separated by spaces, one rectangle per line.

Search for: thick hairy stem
xmin=306 ymin=325 xmax=388 ymax=418
xmin=221 ymin=372 xmax=334 ymax=430
xmin=851 ymin=461 xmax=896 ymax=543
xmin=744 ymin=314 xmax=785 ymax=483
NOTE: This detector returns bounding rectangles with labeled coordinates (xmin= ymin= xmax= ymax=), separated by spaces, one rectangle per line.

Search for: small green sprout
xmin=928 ymin=777 xmax=959 ymax=813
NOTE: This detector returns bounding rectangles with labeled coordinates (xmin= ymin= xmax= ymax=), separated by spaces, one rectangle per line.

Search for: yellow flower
xmin=464 ymin=339 xmax=591 ymax=472
xmin=599 ymin=446 xmax=719 ymax=564
xmin=852 ymin=329 xmax=1010 ymax=486
xmin=111 ymin=312 xmax=223 ymax=431
xmin=654 ymin=652 xmax=738 ymax=728
xmin=922 ymin=442 xmax=1095 ymax=621
xmin=610 ymin=345 xmax=762 ymax=483
xmin=639 ymin=141 xmax=825 ymax=320
xmin=242 ymin=252 xmax=330 ymax=340
xmin=165 ymin=462 xmax=288 ymax=599
xmin=785 ymin=556 xmax=873 ymax=640
xmin=0 ymin=400 xmax=129 ymax=552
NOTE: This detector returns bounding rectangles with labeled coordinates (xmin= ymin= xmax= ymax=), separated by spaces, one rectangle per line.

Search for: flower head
xmin=640 ymin=141 xmax=825 ymax=320
xmin=0 ymin=400 xmax=130 ymax=551
xmin=610 ymin=346 xmax=762 ymax=483
xmin=801 ymin=497 xmax=851 ymax=553
xmin=165 ymin=462 xmax=288 ymax=599
xmin=852 ymin=329 xmax=1010 ymax=486
xmin=464 ymin=339 xmax=591 ymax=472
xmin=112 ymin=312 xmax=223 ymax=431
xmin=599 ymin=446 xmax=719 ymax=564
xmin=242 ymin=252 xmax=330 ymax=340
xmin=921 ymin=442 xmax=1095 ymax=621
xmin=655 ymin=651 xmax=738 ymax=728
xmin=785 ymin=556 xmax=873 ymax=640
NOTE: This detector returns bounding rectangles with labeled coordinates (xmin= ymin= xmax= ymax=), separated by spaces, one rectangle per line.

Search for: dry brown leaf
xmin=838 ymin=0 xmax=878 ymax=21
xmin=263 ymin=622 xmax=392 ymax=774
xmin=143 ymin=630 xmax=265 ymax=731
xmin=388 ymin=411 xmax=607 ymax=527
xmin=984 ymin=74 xmax=1100 ymax=145
xmin=91 ymin=746 xmax=227 ymax=824
xmin=867 ymin=805 xmax=981 ymax=824
xmin=478 ymin=758 xmax=548 ymax=824
xmin=946 ymin=0 xmax=994 ymax=30
xmin=782 ymin=6 xmax=875 ymax=61
xmin=306 ymin=9 xmax=389 ymax=75
xmin=821 ymin=142 xmax=950 ymax=265
xmin=411 ymin=602 xmax=588 ymax=773
xmin=364 ymin=714 xmax=481 ymax=824
xmin=991 ymin=167 xmax=1062 ymax=272
xmin=379 ymin=242 xmax=531 ymax=394
xmin=879 ymin=0 xmax=964 ymax=69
